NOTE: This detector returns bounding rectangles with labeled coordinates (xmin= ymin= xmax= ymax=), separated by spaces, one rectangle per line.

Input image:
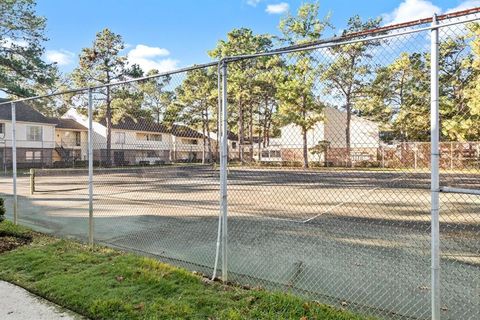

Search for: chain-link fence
xmin=0 ymin=8 xmax=479 ymax=320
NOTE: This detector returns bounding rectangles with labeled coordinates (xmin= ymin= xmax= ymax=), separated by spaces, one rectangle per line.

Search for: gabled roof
xmin=46 ymin=118 xmax=87 ymax=130
xmin=0 ymin=99 xmax=52 ymax=124
xmin=98 ymin=117 xmax=206 ymax=138
xmin=210 ymin=130 xmax=238 ymax=141
xmin=170 ymin=124 xmax=205 ymax=138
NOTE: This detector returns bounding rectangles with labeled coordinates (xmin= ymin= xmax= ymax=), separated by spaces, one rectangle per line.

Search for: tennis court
xmin=1 ymin=165 xmax=479 ymax=319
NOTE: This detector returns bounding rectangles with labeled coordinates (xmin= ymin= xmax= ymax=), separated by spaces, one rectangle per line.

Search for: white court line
xmin=302 ymin=174 xmax=408 ymax=223
xmin=83 ymin=171 xmax=417 ymax=225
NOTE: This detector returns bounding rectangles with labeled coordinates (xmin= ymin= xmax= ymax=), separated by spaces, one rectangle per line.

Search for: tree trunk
xmin=302 ymin=128 xmax=309 ymax=169
xmin=324 ymin=147 xmax=329 ymax=167
xmin=248 ymin=107 xmax=254 ymax=162
xmin=238 ymin=97 xmax=244 ymax=164
xmin=201 ymin=111 xmax=207 ymax=164
xmin=106 ymin=85 xmax=112 ymax=166
xmin=257 ymin=117 xmax=262 ymax=163
xmin=346 ymin=100 xmax=352 ymax=168
xmin=302 ymin=96 xmax=309 ymax=169
xmin=266 ymin=121 xmax=271 ymax=147
xmin=205 ymin=107 xmax=212 ymax=162
xmin=215 ymin=108 xmax=219 ymax=162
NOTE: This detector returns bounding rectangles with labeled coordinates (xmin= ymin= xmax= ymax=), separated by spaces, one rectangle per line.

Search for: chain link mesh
xmin=0 ymin=10 xmax=479 ymax=320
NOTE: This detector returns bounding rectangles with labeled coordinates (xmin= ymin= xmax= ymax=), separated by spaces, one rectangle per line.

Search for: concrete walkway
xmin=0 ymin=281 xmax=84 ymax=320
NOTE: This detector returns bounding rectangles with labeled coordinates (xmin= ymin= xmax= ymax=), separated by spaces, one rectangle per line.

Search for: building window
xmin=182 ymin=138 xmax=198 ymax=145
xmin=115 ymin=132 xmax=125 ymax=144
xmin=0 ymin=123 xmax=4 ymax=135
xmin=136 ymin=133 xmax=162 ymax=141
xmin=271 ymin=150 xmax=281 ymax=158
xmin=146 ymin=151 xmax=158 ymax=157
xmin=147 ymin=134 xmax=162 ymax=141
xmin=75 ymin=132 xmax=81 ymax=146
xmin=26 ymin=126 xmax=42 ymax=141
xmin=231 ymin=142 xmax=237 ymax=149
xmin=26 ymin=151 xmax=42 ymax=161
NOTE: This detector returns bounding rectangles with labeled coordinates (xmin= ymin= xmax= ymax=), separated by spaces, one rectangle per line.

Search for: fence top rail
xmin=0 ymin=7 xmax=479 ymax=107
xmin=225 ymin=10 xmax=480 ymax=62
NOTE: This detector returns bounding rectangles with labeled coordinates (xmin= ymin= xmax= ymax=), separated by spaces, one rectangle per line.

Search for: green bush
xmin=0 ymin=198 xmax=5 ymax=223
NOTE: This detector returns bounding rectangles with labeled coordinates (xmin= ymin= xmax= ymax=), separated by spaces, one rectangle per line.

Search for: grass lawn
xmin=0 ymin=221 xmax=373 ymax=320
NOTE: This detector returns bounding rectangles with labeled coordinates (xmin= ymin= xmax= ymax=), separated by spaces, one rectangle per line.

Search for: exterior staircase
xmin=55 ymin=143 xmax=71 ymax=162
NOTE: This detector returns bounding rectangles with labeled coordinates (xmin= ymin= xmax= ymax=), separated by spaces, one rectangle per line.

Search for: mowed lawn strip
xmin=0 ymin=221 xmax=372 ymax=320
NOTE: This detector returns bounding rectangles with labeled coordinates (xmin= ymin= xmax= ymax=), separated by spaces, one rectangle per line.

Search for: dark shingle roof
xmin=99 ymin=117 xmax=205 ymax=138
xmin=46 ymin=118 xmax=87 ymax=130
xmin=0 ymin=98 xmax=51 ymax=124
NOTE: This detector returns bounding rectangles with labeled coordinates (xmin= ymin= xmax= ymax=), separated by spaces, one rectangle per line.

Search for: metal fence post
xmin=88 ymin=88 xmax=94 ymax=246
xmin=212 ymin=62 xmax=223 ymax=280
xmin=220 ymin=60 xmax=228 ymax=282
xmin=30 ymin=169 xmax=35 ymax=195
xmin=430 ymin=14 xmax=441 ymax=320
xmin=11 ymin=102 xmax=17 ymax=225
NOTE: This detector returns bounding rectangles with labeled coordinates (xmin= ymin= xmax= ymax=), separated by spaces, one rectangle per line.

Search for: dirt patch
xmin=0 ymin=236 xmax=31 ymax=253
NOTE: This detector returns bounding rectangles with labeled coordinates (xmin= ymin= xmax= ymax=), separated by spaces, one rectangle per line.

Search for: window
xmin=26 ymin=126 xmax=42 ymax=141
xmin=231 ymin=142 xmax=237 ymax=149
xmin=261 ymin=151 xmax=269 ymax=158
xmin=146 ymin=151 xmax=158 ymax=157
xmin=182 ymin=138 xmax=198 ymax=145
xmin=115 ymin=132 xmax=125 ymax=144
xmin=26 ymin=151 xmax=42 ymax=161
xmin=148 ymin=134 xmax=162 ymax=141
xmin=271 ymin=150 xmax=281 ymax=158
xmin=0 ymin=123 xmax=4 ymax=135
xmin=136 ymin=133 xmax=162 ymax=142
xmin=75 ymin=132 xmax=81 ymax=146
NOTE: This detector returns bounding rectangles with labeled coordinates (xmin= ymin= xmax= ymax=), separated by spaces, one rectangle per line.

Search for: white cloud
xmin=246 ymin=0 xmax=261 ymax=7
xmin=446 ymin=0 xmax=480 ymax=13
xmin=382 ymin=0 xmax=441 ymax=25
xmin=45 ymin=49 xmax=75 ymax=66
xmin=266 ymin=2 xmax=289 ymax=14
xmin=128 ymin=44 xmax=169 ymax=59
xmin=127 ymin=44 xmax=178 ymax=73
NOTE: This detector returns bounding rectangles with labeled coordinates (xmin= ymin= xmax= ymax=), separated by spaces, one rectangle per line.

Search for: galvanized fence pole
xmin=212 ymin=62 xmax=223 ymax=280
xmin=220 ymin=60 xmax=229 ymax=282
xmin=11 ymin=102 xmax=17 ymax=225
xmin=88 ymin=88 xmax=94 ymax=246
xmin=430 ymin=14 xmax=441 ymax=320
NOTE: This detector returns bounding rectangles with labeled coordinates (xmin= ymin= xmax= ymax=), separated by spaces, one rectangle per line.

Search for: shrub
xmin=0 ymin=198 xmax=5 ymax=223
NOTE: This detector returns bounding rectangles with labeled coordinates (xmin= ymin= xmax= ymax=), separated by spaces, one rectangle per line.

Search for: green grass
xmin=0 ymin=221 xmax=372 ymax=320
xmin=0 ymin=220 xmax=31 ymax=238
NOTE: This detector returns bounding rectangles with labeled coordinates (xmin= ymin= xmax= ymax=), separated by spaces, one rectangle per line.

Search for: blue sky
xmin=37 ymin=0 xmax=480 ymax=73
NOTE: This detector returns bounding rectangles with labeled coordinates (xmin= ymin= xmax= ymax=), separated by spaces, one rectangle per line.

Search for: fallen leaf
xmin=134 ymin=303 xmax=144 ymax=310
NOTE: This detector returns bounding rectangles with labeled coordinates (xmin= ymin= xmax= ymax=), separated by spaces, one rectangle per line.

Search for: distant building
xmin=63 ymin=108 xmax=210 ymax=165
xmin=257 ymin=107 xmax=380 ymax=165
xmin=47 ymin=118 xmax=88 ymax=163
xmin=0 ymin=99 xmax=55 ymax=168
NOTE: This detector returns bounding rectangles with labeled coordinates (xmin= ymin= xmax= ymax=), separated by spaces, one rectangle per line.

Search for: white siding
xmin=54 ymin=129 xmax=88 ymax=160
xmin=63 ymin=108 xmax=219 ymax=163
xmin=110 ymin=130 xmax=173 ymax=151
xmin=324 ymin=107 xmax=379 ymax=148
xmin=0 ymin=120 xmax=55 ymax=149
xmin=279 ymin=122 xmax=325 ymax=148
xmin=277 ymin=107 xmax=380 ymax=162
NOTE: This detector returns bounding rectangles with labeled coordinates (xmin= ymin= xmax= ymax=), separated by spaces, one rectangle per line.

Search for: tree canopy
xmin=0 ymin=0 xmax=56 ymax=97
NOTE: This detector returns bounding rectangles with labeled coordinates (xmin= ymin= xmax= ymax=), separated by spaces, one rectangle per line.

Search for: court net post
xmin=30 ymin=169 xmax=35 ymax=195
